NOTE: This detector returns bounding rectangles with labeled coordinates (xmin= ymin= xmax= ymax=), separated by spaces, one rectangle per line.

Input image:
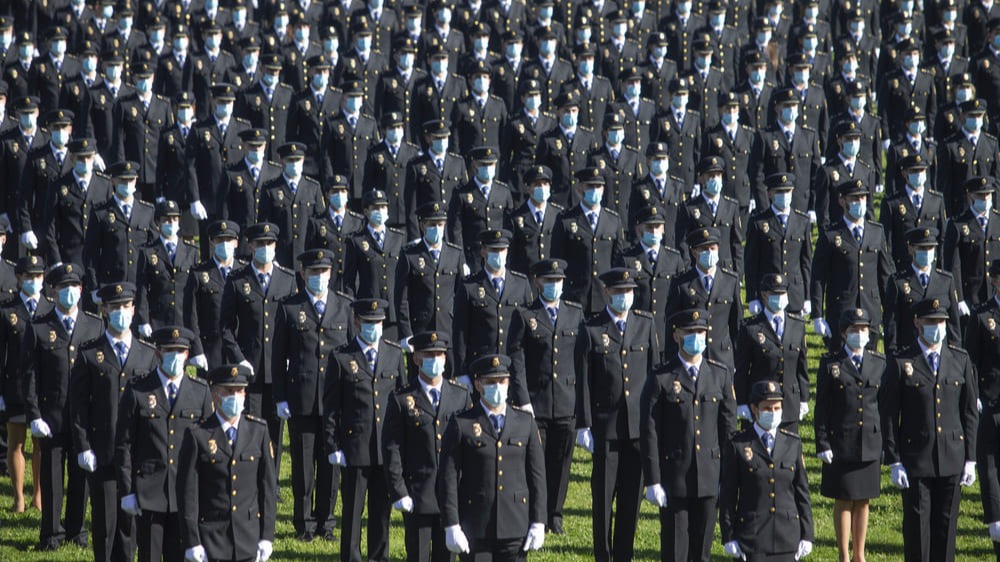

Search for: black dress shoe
xmin=321 ymin=530 xmax=337 ymax=542
xmin=548 ymin=520 xmax=566 ymax=535
xmin=296 ymin=531 xmax=315 ymax=542
xmin=38 ymin=540 xmax=61 ymax=551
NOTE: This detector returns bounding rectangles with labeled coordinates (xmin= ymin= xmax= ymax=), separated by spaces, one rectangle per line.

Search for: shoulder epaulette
xmin=382 ymin=339 xmax=402 ymax=349
xmin=632 ymin=309 xmax=653 ymax=318
xmin=563 ymin=299 xmax=583 ymax=309
xmin=779 ymin=428 xmax=800 ymax=438
xmin=243 ymin=413 xmax=267 ymax=424
xmin=273 ymin=263 xmax=293 ymax=274
xmin=135 ymin=199 xmax=154 ymax=208
xmin=82 ymin=310 xmax=102 ymax=320
xmin=509 ymin=270 xmax=528 ymax=279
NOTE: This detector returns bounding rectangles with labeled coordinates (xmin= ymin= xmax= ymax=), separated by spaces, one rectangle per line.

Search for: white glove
xmin=29 ymin=418 xmax=52 ymax=438
xmin=190 ymin=201 xmax=208 ymax=220
xmin=184 ymin=545 xmax=206 ymax=562
xmin=276 ymin=401 xmax=291 ymax=420
xmin=256 ymin=540 xmax=273 ymax=562
xmin=959 ymin=301 xmax=971 ymax=316
xmin=881 ymin=139 xmax=891 ymax=151
xmin=819 ymin=156 xmax=826 ymax=165
xmin=328 ymin=450 xmax=346 ymax=466
xmin=0 ymin=396 xmax=6 ymax=412
xmin=644 ymin=483 xmax=668 ymax=508
xmin=393 ymin=495 xmax=414 ymax=512
xmin=979 ymin=399 xmax=984 ymax=414
xmin=188 ymin=354 xmax=208 ymax=370
xmin=990 ymin=521 xmax=1000 ymax=541
xmin=736 ymin=405 xmax=752 ymax=421
xmin=239 ymin=359 xmax=256 ymax=376
xmin=748 ymin=300 xmax=762 ymax=315
xmin=961 ymin=461 xmax=977 ymax=487
xmin=522 ymin=522 xmax=546 ymax=551
xmin=445 ymin=525 xmax=471 ymax=554
xmin=455 ymin=375 xmax=473 ymax=389
xmin=817 ymin=450 xmax=833 ymax=464
xmin=690 ymin=183 xmax=701 ymax=197
xmin=94 ymin=154 xmax=106 ymax=172
xmin=576 ymin=427 xmax=594 ymax=454
xmin=748 ymin=199 xmax=756 ymax=213
xmin=0 ymin=213 xmax=11 ymax=231
xmin=155 ymin=196 xmax=166 ymax=204
xmin=807 ymin=210 xmax=817 ymax=224
xmin=875 ymin=183 xmax=884 ymax=194
xmin=723 ymin=540 xmax=746 ymax=559
xmin=802 ymin=301 xmax=812 ymax=318
xmin=891 ymin=462 xmax=910 ymax=489
xmin=91 ymin=290 xmax=102 ymax=304
xmin=520 ymin=403 xmax=535 ymax=417
xmin=400 ymin=336 xmax=413 ymax=353
xmin=20 ymin=230 xmax=38 ymax=250
xmin=77 ymin=449 xmax=97 ymax=472
xmin=121 ymin=493 xmax=141 ymax=515
xmin=138 ymin=324 xmax=152 ymax=338
xmin=799 ymin=402 xmax=809 ymax=420
xmin=795 ymin=539 xmax=813 ymax=560
xmin=813 ymin=318 xmax=831 ymax=338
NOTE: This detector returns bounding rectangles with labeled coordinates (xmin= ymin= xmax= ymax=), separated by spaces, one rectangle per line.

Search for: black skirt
xmin=820 ymin=459 xmax=881 ymax=500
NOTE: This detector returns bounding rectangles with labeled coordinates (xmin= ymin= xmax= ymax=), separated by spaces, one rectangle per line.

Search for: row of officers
xmin=4 ymin=235 xmax=1000 ymax=562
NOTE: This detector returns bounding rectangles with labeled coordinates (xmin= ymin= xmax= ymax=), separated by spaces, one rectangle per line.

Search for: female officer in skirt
xmin=813 ymin=308 xmax=887 ymax=562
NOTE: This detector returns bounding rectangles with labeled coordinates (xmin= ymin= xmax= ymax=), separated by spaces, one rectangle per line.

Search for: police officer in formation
xmin=11 ymin=0 xmax=1000 ymax=560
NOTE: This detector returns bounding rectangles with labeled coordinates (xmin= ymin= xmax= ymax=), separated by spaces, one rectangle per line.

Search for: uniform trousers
xmin=403 ymin=512 xmax=454 ymax=562
xmin=39 ymin=432 xmax=88 ymax=546
xmin=288 ymin=414 xmax=337 ymax=536
xmin=136 ymin=510 xmax=183 ymax=562
xmin=536 ymin=417 xmax=575 ymax=526
xmin=462 ymin=538 xmax=525 ymax=562
xmin=341 ymin=464 xmax=390 ymax=562
xmin=902 ymin=474 xmax=961 ymax=562
xmin=658 ymin=496 xmax=717 ymax=562
xmin=592 ymin=438 xmax=643 ymax=562
xmin=88 ymin=466 xmax=135 ymax=562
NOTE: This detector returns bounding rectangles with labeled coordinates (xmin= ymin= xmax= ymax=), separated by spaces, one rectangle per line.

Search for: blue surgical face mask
xmin=850 ymin=96 xmax=866 ymax=110
xmin=177 ymin=107 xmax=194 ymax=123
xmin=51 ymin=40 xmax=67 ymax=56
xmin=246 ymin=149 xmax=263 ymax=164
xmin=58 ymin=286 xmax=81 ymax=309
xmin=803 ymin=37 xmax=818 ymax=51
xmin=473 ymin=36 xmax=489 ymax=52
xmin=773 ymin=191 xmax=792 ymax=210
xmin=750 ymin=68 xmax=765 ymax=84
xmin=312 ymin=73 xmax=328 ymax=90
xmin=709 ymin=13 xmax=725 ymax=26
xmin=294 ymin=27 xmax=310 ymax=43
xmin=21 ymin=278 xmax=41 ymax=297
xmin=902 ymin=53 xmax=918 ymax=70
xmin=576 ymin=28 xmax=592 ymax=44
xmin=472 ymin=75 xmax=489 ymax=94
xmin=583 ymin=188 xmax=603 ymax=206
xmin=431 ymin=58 xmax=448 ymax=74
xmin=913 ymin=248 xmax=934 ymax=268
xmin=385 ymin=127 xmax=403 ymax=145
xmin=993 ymin=35 xmax=1000 ymax=50
xmin=780 ymin=106 xmax=798 ymax=123
xmin=561 ymin=111 xmax=577 ymax=129
xmin=437 ymin=8 xmax=452 ymax=23
xmin=650 ymin=158 xmax=667 ymax=176
xmin=205 ymin=35 xmax=221 ymax=50
xmin=406 ymin=17 xmax=422 ymax=32
xmin=922 ymin=323 xmax=945 ymax=344
xmin=173 ymin=37 xmax=189 ymax=52
xmin=307 ymin=272 xmax=330 ymax=294
xmin=908 ymin=171 xmax=926 ymax=189
xmin=757 ymin=409 xmax=781 ymax=430
xmin=974 ymin=197 xmax=992 ymax=214
xmin=214 ymin=241 xmax=234 ymax=261
xmin=607 ymin=129 xmax=624 ymax=145
xmin=641 ymin=230 xmax=662 ymax=247
xmin=345 ymin=96 xmax=362 ymax=113
xmin=360 ymin=322 xmax=382 ymax=343
xmin=356 ymin=35 xmax=371 ymax=52
xmin=50 ymin=129 xmax=69 ymax=147
xmin=243 ymin=52 xmax=258 ymax=69
xmin=18 ymin=44 xmax=33 ymax=59
xmin=695 ymin=55 xmax=710 ymax=69
xmin=792 ymin=70 xmax=809 ymax=85
xmin=766 ymin=293 xmax=788 ymax=312
xmin=116 ymin=182 xmax=136 ymax=199
xmin=966 ymin=116 xmax=983 ymax=132
xmin=847 ymin=200 xmax=865 ymax=220
xmin=682 ymin=332 xmax=706 ymax=355
xmin=254 ymin=245 xmax=275 ymax=265
xmin=323 ymin=38 xmax=339 ymax=53
xmin=105 ymin=65 xmax=122 ymax=81
xmin=721 ymin=111 xmax=738 ymax=125
xmin=613 ymin=22 xmax=628 ymax=37
xmin=541 ymin=280 xmax=562 ymax=301
xmin=672 ymin=95 xmax=688 ymax=110
xmin=476 ymin=164 xmax=495 ymax=183
xmin=908 ymin=120 xmax=926 ymax=136
xmin=424 ymin=224 xmax=443 ymax=244
xmin=82 ymin=57 xmax=98 ymax=73
xmin=398 ymin=53 xmax=414 ymax=70
xmin=704 ymin=176 xmax=722 ymax=196
xmin=524 ymin=95 xmax=541 ymax=111
xmin=845 ymin=330 xmax=869 ymax=350
xmin=625 ymin=82 xmax=641 ymax=99
xmin=215 ymin=102 xmax=233 ymax=120
xmin=420 ymin=356 xmax=446 ymax=378
xmin=136 ymin=78 xmax=153 ymax=94
xmin=368 ymin=209 xmax=385 ymax=226
xmin=486 ymin=251 xmax=506 ymax=271
xmin=610 ymin=291 xmax=633 ymax=313
xmin=578 ymin=59 xmax=594 ymax=75
xmin=531 ymin=185 xmax=550 ymax=203
xmin=284 ymin=160 xmax=303 ymax=178
xmin=481 ymin=382 xmax=507 ymax=406
xmin=161 ymin=351 xmax=185 ymax=378
xmin=843 ymin=60 xmax=858 ymax=75
xmin=431 ymin=138 xmax=448 ymax=154
xmin=262 ymin=72 xmax=278 ymax=87
xmin=841 ymin=139 xmax=860 ymax=157
xmin=232 ymin=10 xmax=247 ymax=26
xmin=161 ymin=221 xmax=178 ymax=238
xmin=939 ymin=44 xmax=955 ymax=60
xmin=220 ymin=394 xmax=245 ymax=419
xmin=698 ymin=249 xmax=718 ymax=269
xmin=329 ymin=191 xmax=347 ymax=209
xmin=108 ymin=308 xmax=132 ymax=333
xmin=505 ymin=43 xmax=522 ymax=59
xmin=652 ymin=46 xmax=667 ymax=59
xmin=540 ymin=39 xmax=556 ymax=55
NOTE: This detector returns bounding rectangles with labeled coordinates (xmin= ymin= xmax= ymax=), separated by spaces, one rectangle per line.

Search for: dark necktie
xmin=258 ymin=272 xmax=270 ymax=291
xmin=221 ymin=266 xmax=231 ymax=279
xmin=166 ymin=241 xmax=176 ymax=262
xmin=63 ymin=316 xmax=74 ymax=334
xmin=852 ymin=355 xmax=862 ymax=371
xmin=704 ymin=274 xmax=714 ymax=293
xmin=219 ymin=123 xmax=227 ymax=137
xmin=971 ymin=135 xmax=979 ymax=146
xmin=430 ymin=249 xmax=440 ymax=262
xmin=26 ymin=298 xmax=36 ymax=317
xmin=773 ymin=315 xmax=783 ymax=339
xmin=435 ymin=158 xmax=444 ymax=172
xmin=366 ymin=347 xmax=378 ymax=371
xmin=429 ymin=388 xmax=440 ymax=411
xmin=115 ymin=341 xmax=128 ymax=366
xmin=315 ymin=299 xmax=326 ymax=316
xmin=648 ymin=249 xmax=657 ymax=267
xmin=534 ymin=210 xmax=544 ymax=224
xmin=761 ymin=431 xmax=774 ymax=453
xmin=251 ymin=166 xmax=259 ymax=182
xmin=688 ymin=365 xmax=699 ymax=385
xmin=615 ymin=319 xmax=626 ymax=333
xmin=708 ymin=200 xmax=718 ymax=216
xmin=853 ymin=226 xmax=862 ymax=243
xmin=373 ymin=230 xmax=384 ymax=248
xmin=846 ymin=162 xmax=854 ymax=176
xmin=919 ymin=272 xmax=929 ymax=288
xmin=980 ymin=216 xmax=989 ymax=231
xmin=913 ymin=194 xmax=922 ymax=210
xmin=928 ymin=351 xmax=940 ymax=373
xmin=226 ymin=426 xmax=237 ymax=446
xmin=168 ymin=381 xmax=177 ymax=407
xmin=548 ymin=306 xmax=558 ymax=326
xmin=490 ymin=413 xmax=505 ymax=433
xmin=334 ymin=214 xmax=343 ymax=230
xmin=588 ymin=211 xmax=597 ymax=229
xmin=778 ymin=214 xmax=788 ymax=230
xmin=56 ymin=151 xmax=64 ymax=166
xmin=122 ymin=203 xmax=131 ymax=219
xmin=492 ymin=276 xmax=504 ymax=295
xmin=289 ymin=181 xmax=297 ymax=194
xmin=785 ymin=130 xmax=793 ymax=144
xmin=349 ymin=115 xmax=357 ymax=129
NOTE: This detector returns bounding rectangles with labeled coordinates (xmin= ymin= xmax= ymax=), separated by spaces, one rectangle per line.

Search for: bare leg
xmin=851 ymin=500 xmax=870 ymax=562
xmin=7 ymin=423 xmax=26 ymax=512
xmin=834 ymin=499 xmax=853 ymax=562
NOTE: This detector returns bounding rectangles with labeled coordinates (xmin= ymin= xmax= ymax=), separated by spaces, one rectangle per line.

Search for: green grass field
xmin=0 ymin=328 xmax=995 ymax=560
